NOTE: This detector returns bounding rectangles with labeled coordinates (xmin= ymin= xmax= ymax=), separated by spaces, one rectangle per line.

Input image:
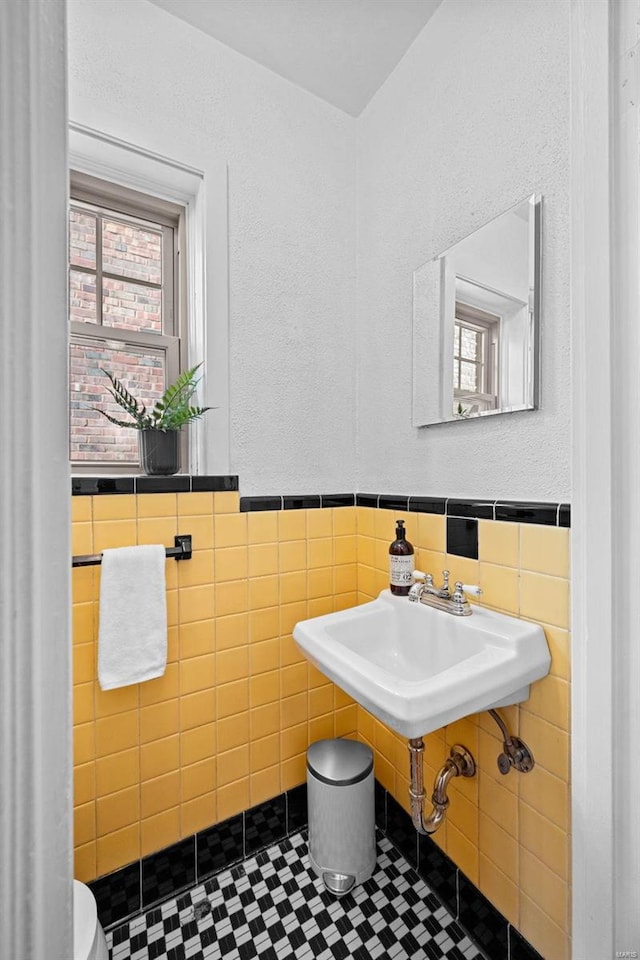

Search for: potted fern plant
xmin=96 ymin=363 xmax=212 ymax=475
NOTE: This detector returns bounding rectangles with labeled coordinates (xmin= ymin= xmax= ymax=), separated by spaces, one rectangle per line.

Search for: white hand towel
xmin=98 ymin=544 xmax=167 ymax=690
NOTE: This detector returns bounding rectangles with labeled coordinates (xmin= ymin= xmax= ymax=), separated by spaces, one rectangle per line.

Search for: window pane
xmin=103 ymin=277 xmax=162 ymax=334
xmin=460 ymin=360 xmax=479 ymax=392
xmin=102 ymin=218 xmax=162 ymax=284
xmin=70 ymin=339 xmax=165 ymax=463
xmin=461 ymin=327 xmax=480 ymax=361
xmin=70 ymin=210 xmax=96 ymax=270
xmin=70 ymin=270 xmax=97 ymax=325
xmin=453 ymin=357 xmax=460 ymax=389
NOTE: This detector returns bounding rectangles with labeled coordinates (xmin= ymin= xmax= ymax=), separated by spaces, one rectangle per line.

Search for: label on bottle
xmin=389 ymin=555 xmax=414 ymax=587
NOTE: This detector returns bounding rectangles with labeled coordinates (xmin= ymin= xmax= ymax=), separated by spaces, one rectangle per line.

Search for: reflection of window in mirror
xmin=453 ymin=302 xmax=499 ymax=417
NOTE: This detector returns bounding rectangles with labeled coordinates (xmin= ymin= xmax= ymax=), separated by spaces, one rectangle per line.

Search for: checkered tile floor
xmin=108 ymin=831 xmax=483 ymax=960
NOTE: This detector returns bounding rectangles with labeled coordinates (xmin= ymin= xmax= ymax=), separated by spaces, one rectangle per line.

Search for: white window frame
xmin=69 ymin=176 xmax=185 ymax=471
xmin=68 ymin=122 xmax=230 ymax=475
xmin=453 ymin=302 xmax=500 ymax=414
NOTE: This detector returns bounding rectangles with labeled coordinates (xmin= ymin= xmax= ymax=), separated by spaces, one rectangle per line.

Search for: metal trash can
xmin=307 ymin=738 xmax=376 ymax=896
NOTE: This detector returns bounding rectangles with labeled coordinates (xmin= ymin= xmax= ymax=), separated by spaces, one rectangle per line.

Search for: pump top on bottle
xmin=389 ymin=519 xmax=414 ymax=596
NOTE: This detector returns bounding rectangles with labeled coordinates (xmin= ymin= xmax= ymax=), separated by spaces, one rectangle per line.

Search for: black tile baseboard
xmin=89 ymin=860 xmax=141 ymax=928
xmin=90 ymin=780 xmax=544 ymax=960
xmin=377 ymin=786 xmax=544 ymax=960
xmin=89 ymin=786 xmax=308 ymax=931
xmin=197 ymin=813 xmax=244 ymax=882
xmin=385 ymin=792 xmax=418 ymax=868
xmin=72 ymin=475 xmax=239 ymax=495
xmin=418 ymin=833 xmax=458 ymax=919
xmin=142 ymin=836 xmax=195 ymax=909
xmin=245 ymin=795 xmax=287 ymax=857
xmin=458 ymin=873 xmax=509 ymax=960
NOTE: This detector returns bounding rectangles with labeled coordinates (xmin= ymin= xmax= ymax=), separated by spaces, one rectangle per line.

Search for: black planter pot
xmin=139 ymin=429 xmax=180 ymax=476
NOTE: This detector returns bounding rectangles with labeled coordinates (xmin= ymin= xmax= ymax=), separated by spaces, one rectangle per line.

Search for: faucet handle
xmin=408 ymin=570 xmax=427 ymax=602
xmin=453 ymin=581 xmax=483 ymax=601
xmin=461 ymin=583 xmax=482 ymax=596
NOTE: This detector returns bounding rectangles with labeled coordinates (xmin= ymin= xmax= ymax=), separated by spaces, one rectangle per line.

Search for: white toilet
xmin=73 ymin=880 xmax=109 ymax=960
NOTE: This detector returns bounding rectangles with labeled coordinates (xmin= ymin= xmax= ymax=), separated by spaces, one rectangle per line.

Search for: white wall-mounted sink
xmin=293 ymin=590 xmax=551 ymax=737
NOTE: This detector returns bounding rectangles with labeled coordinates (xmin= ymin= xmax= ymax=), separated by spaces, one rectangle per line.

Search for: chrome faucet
xmin=408 ymin=570 xmax=482 ymax=616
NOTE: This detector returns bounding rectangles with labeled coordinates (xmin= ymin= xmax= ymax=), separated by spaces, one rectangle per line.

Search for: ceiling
xmin=147 ymin=0 xmax=442 ymax=116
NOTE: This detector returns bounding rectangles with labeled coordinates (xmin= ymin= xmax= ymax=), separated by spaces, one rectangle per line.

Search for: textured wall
xmin=356 ymin=0 xmax=571 ymax=501
xmin=67 ymin=0 xmax=357 ymax=496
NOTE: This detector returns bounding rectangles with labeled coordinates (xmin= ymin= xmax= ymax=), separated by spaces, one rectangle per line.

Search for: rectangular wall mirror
xmin=412 ymin=194 xmax=541 ymax=426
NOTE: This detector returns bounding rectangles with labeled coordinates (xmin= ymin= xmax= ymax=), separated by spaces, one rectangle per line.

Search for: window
xmin=453 ymin=302 xmax=500 ymax=417
xmin=68 ymin=173 xmax=185 ymax=469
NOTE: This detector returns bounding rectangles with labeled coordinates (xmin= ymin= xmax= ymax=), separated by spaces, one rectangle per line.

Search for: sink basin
xmin=293 ymin=590 xmax=551 ymax=737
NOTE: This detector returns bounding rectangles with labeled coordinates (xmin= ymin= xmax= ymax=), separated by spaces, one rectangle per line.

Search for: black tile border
xmin=72 ymin=475 xmax=239 ymax=496
xmin=446 ymin=517 xmax=479 ymax=560
xmin=90 ymin=780 xmax=544 ymax=960
xmin=71 ymin=478 xmax=570 ymax=527
xmin=495 ymin=500 xmax=559 ymax=526
xmin=559 ymin=503 xmax=571 ymax=527
xmin=355 ymin=493 xmax=379 ymax=508
xmin=72 ymin=477 xmax=135 ymax=496
xmin=136 ymin=476 xmax=190 ymax=494
xmin=409 ymin=496 xmax=446 ymax=515
xmin=283 ymin=495 xmax=321 ymax=510
xmin=376 ymin=787 xmax=544 ymax=960
xmin=447 ymin=498 xmax=494 ymax=520
xmin=239 ymin=495 xmax=282 ymax=512
xmin=379 ymin=494 xmax=409 ymax=511
xmin=90 ymin=786 xmax=309 ymax=931
xmin=88 ymin=860 xmax=141 ymax=928
xmin=141 ymin=835 xmax=195 ymax=909
xmin=321 ymin=493 xmax=355 ymax=508
xmin=385 ymin=792 xmax=418 ymax=868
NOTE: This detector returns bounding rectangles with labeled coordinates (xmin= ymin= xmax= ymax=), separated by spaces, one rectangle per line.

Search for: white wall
xmin=69 ymin=0 xmax=571 ymax=503
xmin=356 ymin=0 xmax=571 ymax=500
xmin=67 ymin=0 xmax=357 ymax=496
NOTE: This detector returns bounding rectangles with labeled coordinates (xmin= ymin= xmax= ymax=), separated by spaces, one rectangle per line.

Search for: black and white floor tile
xmin=108 ymin=831 xmax=483 ymax=960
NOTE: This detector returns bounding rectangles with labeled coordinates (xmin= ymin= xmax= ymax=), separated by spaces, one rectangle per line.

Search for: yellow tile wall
xmin=355 ymin=508 xmax=571 ymax=960
xmin=72 ymin=494 xmax=357 ymax=883
xmin=72 ymin=495 xmax=571 ymax=960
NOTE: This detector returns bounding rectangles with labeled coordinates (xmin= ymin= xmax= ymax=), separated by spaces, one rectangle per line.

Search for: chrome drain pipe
xmin=408 ymin=739 xmax=476 ymax=835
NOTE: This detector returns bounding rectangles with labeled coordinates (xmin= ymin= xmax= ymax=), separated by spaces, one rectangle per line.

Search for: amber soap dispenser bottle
xmin=389 ymin=519 xmax=414 ymax=595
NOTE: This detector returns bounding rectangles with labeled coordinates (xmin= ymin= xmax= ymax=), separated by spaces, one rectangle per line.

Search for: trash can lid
xmin=307 ymin=738 xmax=373 ymax=786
